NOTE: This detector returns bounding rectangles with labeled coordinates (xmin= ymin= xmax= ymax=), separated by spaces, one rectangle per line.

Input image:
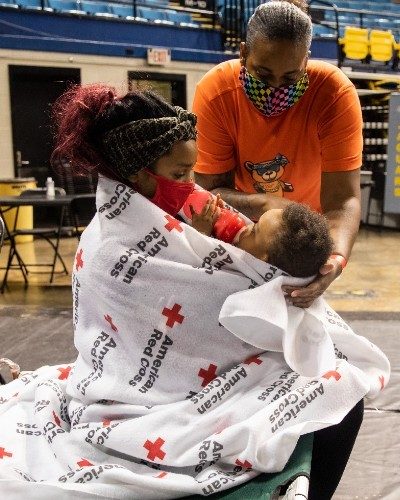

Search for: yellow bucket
xmin=0 ymin=177 xmax=37 ymax=243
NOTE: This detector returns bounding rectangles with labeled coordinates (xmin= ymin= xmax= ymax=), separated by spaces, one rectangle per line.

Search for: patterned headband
xmin=101 ymin=107 xmax=197 ymax=178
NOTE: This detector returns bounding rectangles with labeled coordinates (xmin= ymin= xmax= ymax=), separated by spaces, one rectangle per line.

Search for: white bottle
xmin=46 ymin=177 xmax=55 ymax=199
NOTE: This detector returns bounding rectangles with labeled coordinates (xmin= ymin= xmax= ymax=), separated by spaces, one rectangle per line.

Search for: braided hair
xmin=246 ymin=0 xmax=312 ymax=50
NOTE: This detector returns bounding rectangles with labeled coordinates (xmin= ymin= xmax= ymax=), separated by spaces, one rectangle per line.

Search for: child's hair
xmin=51 ymin=84 xmax=193 ymax=180
xmin=267 ymin=203 xmax=333 ymax=277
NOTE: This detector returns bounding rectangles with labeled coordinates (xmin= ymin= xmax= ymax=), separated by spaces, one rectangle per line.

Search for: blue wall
xmin=0 ymin=9 xmax=232 ymax=63
xmin=0 ymin=9 xmax=338 ymax=63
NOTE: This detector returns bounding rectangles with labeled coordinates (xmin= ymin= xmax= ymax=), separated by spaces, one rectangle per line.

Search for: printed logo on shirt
xmin=244 ymin=154 xmax=293 ymax=196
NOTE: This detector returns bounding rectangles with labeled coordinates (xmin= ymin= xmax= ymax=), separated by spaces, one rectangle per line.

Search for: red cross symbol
xmin=244 ymin=355 xmax=263 ymax=365
xmin=162 ymin=303 xmax=184 ymax=328
xmin=57 ymin=366 xmax=72 ymax=380
xmin=77 ymin=458 xmax=93 ymax=467
xmin=323 ymin=370 xmax=341 ymax=381
xmin=164 ymin=215 xmax=183 ymax=233
xmin=102 ymin=419 xmax=111 ymax=427
xmin=75 ymin=248 xmax=84 ymax=271
xmin=235 ymin=459 xmax=252 ymax=470
xmin=143 ymin=437 xmax=166 ymax=461
xmin=155 ymin=471 xmax=168 ymax=478
xmin=53 ymin=411 xmax=61 ymax=427
xmin=379 ymin=375 xmax=385 ymax=390
xmin=104 ymin=314 xmax=118 ymax=332
xmin=0 ymin=447 xmax=12 ymax=459
xmin=198 ymin=363 xmax=218 ymax=387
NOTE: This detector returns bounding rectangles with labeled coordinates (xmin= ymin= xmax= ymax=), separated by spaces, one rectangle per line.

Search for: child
xmin=185 ymin=192 xmax=333 ymax=278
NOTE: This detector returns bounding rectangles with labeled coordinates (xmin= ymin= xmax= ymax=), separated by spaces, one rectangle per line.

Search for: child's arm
xmin=190 ymin=194 xmax=222 ymax=236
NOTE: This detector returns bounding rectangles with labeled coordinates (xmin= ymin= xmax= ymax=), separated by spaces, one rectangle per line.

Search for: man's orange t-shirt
xmin=192 ymin=59 xmax=363 ymax=212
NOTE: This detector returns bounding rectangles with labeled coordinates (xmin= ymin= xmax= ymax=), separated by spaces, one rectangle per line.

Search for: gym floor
xmin=0 ymin=225 xmax=399 ymax=499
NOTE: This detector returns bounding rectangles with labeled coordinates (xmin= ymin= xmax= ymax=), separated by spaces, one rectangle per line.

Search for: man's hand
xmin=281 ymin=257 xmax=343 ymax=308
xmin=190 ymin=195 xmax=221 ymax=236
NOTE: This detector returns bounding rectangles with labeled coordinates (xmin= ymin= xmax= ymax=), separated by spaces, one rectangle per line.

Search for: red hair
xmin=51 ymin=84 xmax=117 ymax=176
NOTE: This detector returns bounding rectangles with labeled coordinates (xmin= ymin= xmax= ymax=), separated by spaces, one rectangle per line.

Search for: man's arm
xmin=194 ymin=171 xmax=291 ymax=220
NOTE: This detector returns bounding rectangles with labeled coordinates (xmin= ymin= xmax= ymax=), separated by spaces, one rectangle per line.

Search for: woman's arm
xmin=282 ymin=169 xmax=361 ymax=307
xmin=194 ymin=171 xmax=291 ymax=220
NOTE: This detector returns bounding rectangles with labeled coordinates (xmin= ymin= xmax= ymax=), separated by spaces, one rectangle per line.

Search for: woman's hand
xmin=190 ymin=195 xmax=221 ymax=236
xmin=281 ymin=257 xmax=343 ymax=308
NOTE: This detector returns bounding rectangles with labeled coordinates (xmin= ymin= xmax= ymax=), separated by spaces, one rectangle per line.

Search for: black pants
xmin=308 ymin=398 xmax=364 ymax=500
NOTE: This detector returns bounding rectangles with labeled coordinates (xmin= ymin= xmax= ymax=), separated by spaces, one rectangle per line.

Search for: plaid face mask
xmin=239 ymin=66 xmax=309 ymax=117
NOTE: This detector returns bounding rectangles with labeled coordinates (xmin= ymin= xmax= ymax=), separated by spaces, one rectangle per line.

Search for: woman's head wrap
xmin=100 ymin=106 xmax=197 ymax=178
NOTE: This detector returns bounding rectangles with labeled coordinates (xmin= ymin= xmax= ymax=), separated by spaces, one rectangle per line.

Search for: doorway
xmin=128 ymin=71 xmax=187 ymax=108
xmin=9 ymin=65 xmax=81 ymax=227
xmin=9 ymin=65 xmax=81 ymax=187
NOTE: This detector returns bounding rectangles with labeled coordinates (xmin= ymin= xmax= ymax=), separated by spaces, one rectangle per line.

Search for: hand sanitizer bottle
xmin=46 ymin=177 xmax=55 ymax=199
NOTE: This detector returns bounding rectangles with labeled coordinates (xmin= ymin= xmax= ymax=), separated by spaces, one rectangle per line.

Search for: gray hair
xmin=246 ymin=1 xmax=312 ymax=50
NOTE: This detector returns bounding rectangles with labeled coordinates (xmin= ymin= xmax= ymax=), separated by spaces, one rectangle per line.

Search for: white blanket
xmin=0 ymin=177 xmax=390 ymax=499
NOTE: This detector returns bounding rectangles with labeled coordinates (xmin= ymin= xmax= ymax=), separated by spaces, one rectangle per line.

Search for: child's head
xmin=236 ymin=203 xmax=333 ymax=277
xmin=51 ymin=84 xmax=197 ymax=192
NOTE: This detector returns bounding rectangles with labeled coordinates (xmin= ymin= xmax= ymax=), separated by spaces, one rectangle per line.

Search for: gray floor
xmin=0 ymin=307 xmax=398 ymax=499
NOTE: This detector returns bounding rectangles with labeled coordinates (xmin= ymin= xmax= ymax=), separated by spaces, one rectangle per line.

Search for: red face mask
xmin=146 ymin=170 xmax=194 ymax=216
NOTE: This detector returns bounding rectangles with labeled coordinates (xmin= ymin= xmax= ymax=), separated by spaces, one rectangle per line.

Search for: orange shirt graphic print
xmin=244 ymin=153 xmax=294 ymax=196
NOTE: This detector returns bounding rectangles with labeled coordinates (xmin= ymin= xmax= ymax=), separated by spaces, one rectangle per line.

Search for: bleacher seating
xmin=46 ymin=0 xmax=84 ymax=15
xmin=0 ymin=0 xmax=18 ymax=7
xmin=108 ymin=2 xmax=135 ymax=19
xmin=16 ymin=0 xmax=43 ymax=10
xmin=1 ymin=0 xmax=398 ymax=56
xmin=308 ymin=0 xmax=400 ymax=69
xmin=369 ymin=29 xmax=396 ymax=63
xmin=339 ymin=25 xmax=369 ymax=62
xmin=165 ymin=10 xmax=199 ymax=28
xmin=137 ymin=6 xmax=170 ymax=24
xmin=312 ymin=23 xmax=336 ymax=38
xmin=80 ymin=0 xmax=117 ymax=17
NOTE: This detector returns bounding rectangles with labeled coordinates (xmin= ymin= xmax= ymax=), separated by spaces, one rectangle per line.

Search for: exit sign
xmin=147 ymin=48 xmax=171 ymax=65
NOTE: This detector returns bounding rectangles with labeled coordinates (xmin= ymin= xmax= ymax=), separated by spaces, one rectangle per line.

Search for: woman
xmin=192 ymin=0 xmax=363 ymax=310
xmin=0 ymin=85 xmax=388 ymax=499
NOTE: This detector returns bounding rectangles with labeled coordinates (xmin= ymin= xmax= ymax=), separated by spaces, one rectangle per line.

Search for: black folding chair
xmin=70 ymin=194 xmax=97 ymax=240
xmin=0 ymin=215 xmax=5 ymax=254
xmin=2 ymin=188 xmax=70 ymax=287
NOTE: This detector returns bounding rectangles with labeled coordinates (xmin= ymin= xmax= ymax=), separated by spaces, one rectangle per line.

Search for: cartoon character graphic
xmin=245 ymin=154 xmax=294 ymax=196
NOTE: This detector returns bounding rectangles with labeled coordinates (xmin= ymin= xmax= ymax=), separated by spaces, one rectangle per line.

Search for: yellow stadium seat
xmin=369 ymin=29 xmax=395 ymax=63
xmin=339 ymin=26 xmax=369 ymax=61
